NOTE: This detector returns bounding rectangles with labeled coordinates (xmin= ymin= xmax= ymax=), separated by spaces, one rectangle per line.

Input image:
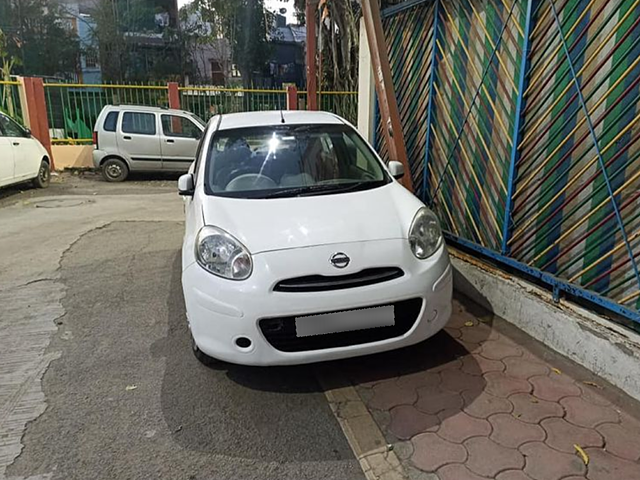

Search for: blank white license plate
xmin=295 ymin=305 xmax=395 ymax=338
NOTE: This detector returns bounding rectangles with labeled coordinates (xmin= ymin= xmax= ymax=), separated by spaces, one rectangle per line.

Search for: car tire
xmin=32 ymin=160 xmax=50 ymax=188
xmin=102 ymin=158 xmax=129 ymax=182
xmin=192 ymin=335 xmax=221 ymax=367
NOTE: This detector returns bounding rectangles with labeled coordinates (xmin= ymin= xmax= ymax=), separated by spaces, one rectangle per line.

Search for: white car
xmin=179 ymin=111 xmax=452 ymax=366
xmin=0 ymin=112 xmax=50 ymax=189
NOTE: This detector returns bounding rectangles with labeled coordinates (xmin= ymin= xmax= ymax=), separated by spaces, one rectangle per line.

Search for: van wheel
xmin=32 ymin=160 xmax=50 ymax=188
xmin=102 ymin=158 xmax=128 ymax=182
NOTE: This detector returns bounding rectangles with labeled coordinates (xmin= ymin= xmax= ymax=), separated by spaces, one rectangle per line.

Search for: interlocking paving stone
xmin=479 ymin=340 xmax=523 ymax=360
xmin=560 ymin=396 xmax=619 ymax=428
xmin=529 ymin=375 xmax=582 ymax=402
xmin=440 ymin=369 xmax=485 ymax=393
xmin=596 ymin=422 xmax=640 ymax=461
xmin=489 ymin=413 xmax=546 ymax=448
xmin=462 ymin=389 xmax=513 ymax=419
xmin=415 ymin=387 xmax=463 ymax=415
xmin=397 ymin=372 xmax=441 ymax=391
xmin=389 ymin=405 xmax=439 ymax=440
xmin=411 ymin=433 xmax=467 ymax=472
xmin=461 ymin=354 xmax=505 ymax=376
xmin=369 ymin=380 xmax=419 ymax=410
xmin=436 ymin=410 xmax=491 ymax=443
xmin=521 ymin=442 xmax=586 ymax=480
xmin=503 ymin=357 xmax=550 ymax=380
xmin=438 ymin=464 xmax=491 ymax=480
xmin=578 ymin=383 xmax=612 ymax=407
xmin=495 ymin=471 xmax=535 ymax=480
xmin=541 ymin=417 xmax=603 ymax=453
xmin=484 ymin=372 xmax=533 ymax=398
xmin=464 ymin=437 xmax=525 ymax=478
xmin=585 ymin=447 xmax=640 ymax=480
xmin=510 ymin=393 xmax=564 ymax=424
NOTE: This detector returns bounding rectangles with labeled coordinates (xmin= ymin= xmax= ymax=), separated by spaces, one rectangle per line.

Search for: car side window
xmin=103 ymin=112 xmax=119 ymax=132
xmin=161 ymin=115 xmax=201 ymax=139
xmin=0 ymin=115 xmax=28 ymax=138
xmin=122 ymin=112 xmax=156 ymax=135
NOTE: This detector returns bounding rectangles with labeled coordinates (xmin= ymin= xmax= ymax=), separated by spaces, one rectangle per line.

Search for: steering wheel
xmin=225 ymin=174 xmax=277 ymax=191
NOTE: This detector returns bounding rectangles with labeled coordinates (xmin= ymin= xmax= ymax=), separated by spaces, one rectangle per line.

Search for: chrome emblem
xmin=330 ymin=252 xmax=350 ymax=269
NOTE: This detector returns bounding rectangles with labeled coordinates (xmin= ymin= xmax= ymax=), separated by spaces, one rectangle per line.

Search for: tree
xmin=90 ymin=0 xmax=188 ymax=83
xmin=0 ymin=0 xmax=81 ymax=79
xmin=0 ymin=28 xmax=20 ymax=117
xmin=293 ymin=0 xmax=360 ymax=93
xmin=193 ymin=0 xmax=271 ymax=87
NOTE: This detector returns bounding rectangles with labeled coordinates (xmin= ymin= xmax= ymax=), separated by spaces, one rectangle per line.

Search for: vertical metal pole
xmin=361 ymin=0 xmax=413 ymax=191
xmin=501 ymin=0 xmax=536 ymax=255
xmin=422 ymin=0 xmax=441 ymax=204
xmin=306 ymin=0 xmax=319 ymax=110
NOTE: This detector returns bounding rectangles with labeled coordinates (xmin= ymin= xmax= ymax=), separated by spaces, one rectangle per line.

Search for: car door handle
xmin=166 ymin=139 xmax=175 ymax=143
xmin=123 ymin=136 xmax=132 ymax=140
xmin=12 ymin=142 xmax=20 ymax=146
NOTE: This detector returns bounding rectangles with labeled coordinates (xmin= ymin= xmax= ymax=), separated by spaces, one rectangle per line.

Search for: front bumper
xmin=182 ymin=239 xmax=453 ymax=366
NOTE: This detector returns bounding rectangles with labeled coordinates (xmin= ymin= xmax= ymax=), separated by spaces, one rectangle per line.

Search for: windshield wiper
xmin=263 ymin=181 xmax=383 ymax=199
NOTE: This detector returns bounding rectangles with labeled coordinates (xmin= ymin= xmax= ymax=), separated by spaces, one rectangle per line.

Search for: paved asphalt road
xmin=0 ymin=175 xmax=364 ymax=480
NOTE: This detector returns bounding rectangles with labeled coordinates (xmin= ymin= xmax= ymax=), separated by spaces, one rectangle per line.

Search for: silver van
xmin=92 ymin=105 xmax=206 ymax=182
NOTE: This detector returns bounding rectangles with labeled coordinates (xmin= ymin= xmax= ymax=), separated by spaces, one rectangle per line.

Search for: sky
xmin=177 ymin=0 xmax=299 ymax=25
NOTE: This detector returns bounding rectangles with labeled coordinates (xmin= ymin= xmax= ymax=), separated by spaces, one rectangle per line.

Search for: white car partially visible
xmin=180 ymin=110 xmax=452 ymax=366
xmin=0 ymin=112 xmax=51 ymax=189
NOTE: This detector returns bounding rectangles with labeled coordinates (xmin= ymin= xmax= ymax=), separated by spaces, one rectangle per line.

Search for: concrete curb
xmin=316 ymin=368 xmax=407 ymax=480
xmin=450 ymin=247 xmax=640 ymax=402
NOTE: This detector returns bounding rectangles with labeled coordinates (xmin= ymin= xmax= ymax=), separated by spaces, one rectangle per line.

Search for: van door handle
xmin=13 ymin=142 xmax=20 ymax=146
xmin=166 ymin=139 xmax=175 ymax=143
xmin=123 ymin=136 xmax=132 ymax=140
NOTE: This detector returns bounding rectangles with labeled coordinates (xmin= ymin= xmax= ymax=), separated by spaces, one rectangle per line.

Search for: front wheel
xmin=102 ymin=158 xmax=129 ymax=182
xmin=32 ymin=160 xmax=50 ymax=188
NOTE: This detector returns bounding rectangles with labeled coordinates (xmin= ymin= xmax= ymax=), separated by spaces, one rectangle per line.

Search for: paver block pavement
xmin=349 ymin=296 xmax=640 ymax=480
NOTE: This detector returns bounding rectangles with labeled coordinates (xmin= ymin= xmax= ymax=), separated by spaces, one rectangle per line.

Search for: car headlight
xmin=409 ymin=208 xmax=443 ymax=259
xmin=195 ymin=226 xmax=253 ymax=280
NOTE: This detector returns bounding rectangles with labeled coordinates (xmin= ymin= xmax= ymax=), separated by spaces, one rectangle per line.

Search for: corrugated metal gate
xmin=376 ymin=0 xmax=640 ymax=323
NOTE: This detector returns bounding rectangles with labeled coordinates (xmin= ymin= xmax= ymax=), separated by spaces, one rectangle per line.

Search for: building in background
xmin=265 ymin=13 xmax=306 ymax=88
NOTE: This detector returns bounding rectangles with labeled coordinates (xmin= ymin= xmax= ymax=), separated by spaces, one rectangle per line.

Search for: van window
xmin=122 ymin=112 xmax=156 ymax=135
xmin=161 ymin=115 xmax=201 ymax=139
xmin=103 ymin=112 xmax=119 ymax=132
xmin=0 ymin=114 xmax=28 ymax=138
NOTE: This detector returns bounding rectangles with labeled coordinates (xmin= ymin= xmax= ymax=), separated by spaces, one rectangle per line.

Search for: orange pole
xmin=24 ymin=77 xmax=54 ymax=169
xmin=361 ymin=0 xmax=413 ymax=191
xmin=306 ymin=0 xmax=318 ymax=110
xmin=286 ymin=85 xmax=298 ymax=110
xmin=168 ymin=82 xmax=181 ymax=109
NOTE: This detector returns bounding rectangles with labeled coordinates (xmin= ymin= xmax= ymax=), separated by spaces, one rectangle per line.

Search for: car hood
xmin=201 ymin=183 xmax=424 ymax=254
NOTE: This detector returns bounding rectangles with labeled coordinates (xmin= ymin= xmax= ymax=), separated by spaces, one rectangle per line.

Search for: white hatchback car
xmin=0 ymin=112 xmax=51 ymax=189
xmin=179 ymin=111 xmax=452 ymax=366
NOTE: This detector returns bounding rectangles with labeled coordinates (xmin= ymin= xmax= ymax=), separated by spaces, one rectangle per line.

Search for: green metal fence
xmin=0 ymin=80 xmax=23 ymax=124
xmin=41 ymin=82 xmax=358 ymax=143
xmin=44 ymin=82 xmax=169 ymax=143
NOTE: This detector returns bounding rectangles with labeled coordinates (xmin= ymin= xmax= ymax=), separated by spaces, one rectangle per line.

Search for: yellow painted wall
xmin=52 ymin=145 xmax=94 ymax=170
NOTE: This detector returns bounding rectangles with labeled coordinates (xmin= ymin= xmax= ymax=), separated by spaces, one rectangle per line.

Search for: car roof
xmin=216 ymin=110 xmax=346 ymax=131
xmin=102 ymin=104 xmax=194 ymax=117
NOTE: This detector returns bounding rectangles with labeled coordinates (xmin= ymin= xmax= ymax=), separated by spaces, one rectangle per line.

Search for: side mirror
xmin=178 ymin=173 xmax=195 ymax=196
xmin=388 ymin=161 xmax=405 ymax=180
xmin=24 ymin=128 xmax=32 ymax=137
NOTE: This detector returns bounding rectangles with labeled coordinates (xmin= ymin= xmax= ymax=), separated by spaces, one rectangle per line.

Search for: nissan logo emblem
xmin=330 ymin=252 xmax=350 ymax=269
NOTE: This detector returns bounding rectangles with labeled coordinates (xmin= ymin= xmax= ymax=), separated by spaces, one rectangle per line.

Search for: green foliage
xmin=194 ymin=0 xmax=271 ymax=87
xmin=0 ymin=0 xmax=81 ymax=78
xmin=91 ymin=0 xmax=186 ymax=82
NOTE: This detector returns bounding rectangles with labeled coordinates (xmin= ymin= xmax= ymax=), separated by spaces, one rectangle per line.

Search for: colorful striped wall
xmin=379 ymin=0 xmax=640 ymax=323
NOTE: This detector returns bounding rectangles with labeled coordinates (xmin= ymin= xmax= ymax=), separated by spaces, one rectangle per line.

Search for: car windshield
xmin=204 ymin=124 xmax=390 ymax=198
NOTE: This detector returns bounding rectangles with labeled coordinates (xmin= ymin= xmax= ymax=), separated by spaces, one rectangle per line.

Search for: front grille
xmin=273 ymin=267 xmax=404 ymax=293
xmin=259 ymin=298 xmax=423 ymax=352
